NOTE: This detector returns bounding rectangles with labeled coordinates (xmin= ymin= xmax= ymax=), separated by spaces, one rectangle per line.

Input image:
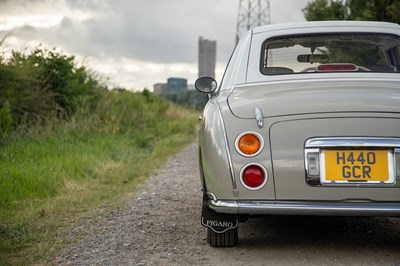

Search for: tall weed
xmin=0 ymin=101 xmax=12 ymax=136
xmin=0 ymin=91 xmax=197 ymax=209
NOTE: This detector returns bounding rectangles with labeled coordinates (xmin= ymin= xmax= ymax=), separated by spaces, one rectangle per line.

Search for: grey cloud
xmin=0 ymin=0 xmax=66 ymax=16
xmin=7 ymin=0 xmax=309 ymax=66
xmin=60 ymin=17 xmax=73 ymax=28
xmin=65 ymin=0 xmax=109 ymax=11
xmin=11 ymin=0 xmax=237 ymax=65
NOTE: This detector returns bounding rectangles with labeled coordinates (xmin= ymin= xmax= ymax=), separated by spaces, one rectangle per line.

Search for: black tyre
xmin=206 ymin=227 xmax=238 ymax=247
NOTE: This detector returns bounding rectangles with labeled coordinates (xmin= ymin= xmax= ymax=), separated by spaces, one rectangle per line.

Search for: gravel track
xmin=58 ymin=142 xmax=400 ymax=266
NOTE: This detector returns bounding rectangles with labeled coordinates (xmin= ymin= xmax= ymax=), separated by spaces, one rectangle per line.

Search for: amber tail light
xmin=236 ymin=132 xmax=263 ymax=156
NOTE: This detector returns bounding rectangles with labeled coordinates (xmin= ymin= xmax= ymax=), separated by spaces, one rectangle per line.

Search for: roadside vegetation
xmin=303 ymin=0 xmax=400 ymax=23
xmin=0 ymin=41 xmax=198 ymax=265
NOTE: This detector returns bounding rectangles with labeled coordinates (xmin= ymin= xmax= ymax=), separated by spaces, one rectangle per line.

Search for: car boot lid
xmin=227 ymin=78 xmax=400 ymax=118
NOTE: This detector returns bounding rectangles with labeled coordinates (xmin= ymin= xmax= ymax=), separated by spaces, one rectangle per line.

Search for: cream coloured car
xmin=195 ymin=21 xmax=400 ymax=247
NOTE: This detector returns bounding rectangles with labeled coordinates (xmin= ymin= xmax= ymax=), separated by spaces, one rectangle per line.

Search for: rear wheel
xmin=206 ymin=227 xmax=238 ymax=247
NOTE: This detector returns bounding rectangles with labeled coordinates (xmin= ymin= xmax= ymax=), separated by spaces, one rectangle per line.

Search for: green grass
xmin=0 ymin=97 xmax=199 ymax=265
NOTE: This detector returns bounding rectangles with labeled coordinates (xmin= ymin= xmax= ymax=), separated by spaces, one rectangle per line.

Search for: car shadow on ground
xmin=237 ymin=215 xmax=400 ymax=251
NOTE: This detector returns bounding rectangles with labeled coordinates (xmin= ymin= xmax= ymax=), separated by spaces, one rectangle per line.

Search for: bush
xmin=0 ymin=45 xmax=102 ymax=129
xmin=0 ymin=55 xmax=58 ymax=126
xmin=26 ymin=47 xmax=100 ymax=114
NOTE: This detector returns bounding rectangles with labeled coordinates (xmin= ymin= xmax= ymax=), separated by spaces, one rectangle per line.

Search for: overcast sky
xmin=0 ymin=0 xmax=310 ymax=90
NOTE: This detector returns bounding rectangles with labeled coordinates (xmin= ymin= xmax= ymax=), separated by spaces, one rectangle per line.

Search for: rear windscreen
xmin=261 ymin=33 xmax=400 ymax=75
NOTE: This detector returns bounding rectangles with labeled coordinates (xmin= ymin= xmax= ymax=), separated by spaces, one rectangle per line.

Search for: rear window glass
xmin=261 ymin=33 xmax=400 ymax=75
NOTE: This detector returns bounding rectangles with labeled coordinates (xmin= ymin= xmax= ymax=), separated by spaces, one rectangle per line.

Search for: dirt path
xmin=58 ymin=142 xmax=400 ymax=265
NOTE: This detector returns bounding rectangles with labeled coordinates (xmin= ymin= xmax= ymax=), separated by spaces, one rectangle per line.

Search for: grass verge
xmin=0 ymin=99 xmax=198 ymax=265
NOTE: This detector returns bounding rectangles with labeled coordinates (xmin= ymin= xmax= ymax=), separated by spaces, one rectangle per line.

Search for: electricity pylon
xmin=236 ymin=0 xmax=271 ymax=45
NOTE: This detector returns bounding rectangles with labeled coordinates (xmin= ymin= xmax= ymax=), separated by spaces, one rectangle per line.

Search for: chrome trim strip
xmin=306 ymin=137 xmax=400 ymax=148
xmin=215 ymin=101 xmax=238 ymax=195
xmin=208 ymin=199 xmax=239 ymax=214
xmin=208 ymin=199 xmax=400 ymax=216
xmin=206 ymin=192 xmax=218 ymax=202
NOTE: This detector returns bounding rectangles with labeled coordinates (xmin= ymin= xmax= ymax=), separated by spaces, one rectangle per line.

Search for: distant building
xmin=166 ymin=78 xmax=187 ymax=94
xmin=198 ymin=37 xmax=216 ymax=78
xmin=153 ymin=83 xmax=167 ymax=96
xmin=153 ymin=77 xmax=187 ymax=96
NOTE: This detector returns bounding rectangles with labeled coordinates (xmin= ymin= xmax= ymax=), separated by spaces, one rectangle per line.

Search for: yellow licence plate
xmin=324 ymin=150 xmax=389 ymax=183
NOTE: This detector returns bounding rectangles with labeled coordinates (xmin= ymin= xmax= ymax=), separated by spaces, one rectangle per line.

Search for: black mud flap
xmin=201 ymin=199 xmax=238 ymax=233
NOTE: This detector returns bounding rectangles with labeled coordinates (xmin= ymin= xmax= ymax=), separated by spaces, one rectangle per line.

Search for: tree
xmin=303 ymin=0 xmax=400 ymax=23
xmin=303 ymin=0 xmax=348 ymax=21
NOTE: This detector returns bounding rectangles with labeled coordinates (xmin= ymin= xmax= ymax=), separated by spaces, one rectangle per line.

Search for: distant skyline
xmin=0 ymin=0 xmax=310 ymax=90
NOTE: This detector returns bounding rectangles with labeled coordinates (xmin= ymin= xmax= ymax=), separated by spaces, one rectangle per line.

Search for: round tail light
xmin=236 ymin=132 xmax=263 ymax=157
xmin=240 ymin=164 xmax=268 ymax=190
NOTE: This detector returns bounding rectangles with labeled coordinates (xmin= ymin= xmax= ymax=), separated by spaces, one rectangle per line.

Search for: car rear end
xmin=198 ymin=21 xmax=400 ymax=247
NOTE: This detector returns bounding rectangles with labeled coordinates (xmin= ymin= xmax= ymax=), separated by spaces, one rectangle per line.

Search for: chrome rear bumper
xmin=208 ymin=199 xmax=400 ymax=216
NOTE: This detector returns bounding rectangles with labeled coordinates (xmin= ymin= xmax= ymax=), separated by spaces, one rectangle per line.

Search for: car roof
xmin=252 ymin=21 xmax=400 ymax=34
